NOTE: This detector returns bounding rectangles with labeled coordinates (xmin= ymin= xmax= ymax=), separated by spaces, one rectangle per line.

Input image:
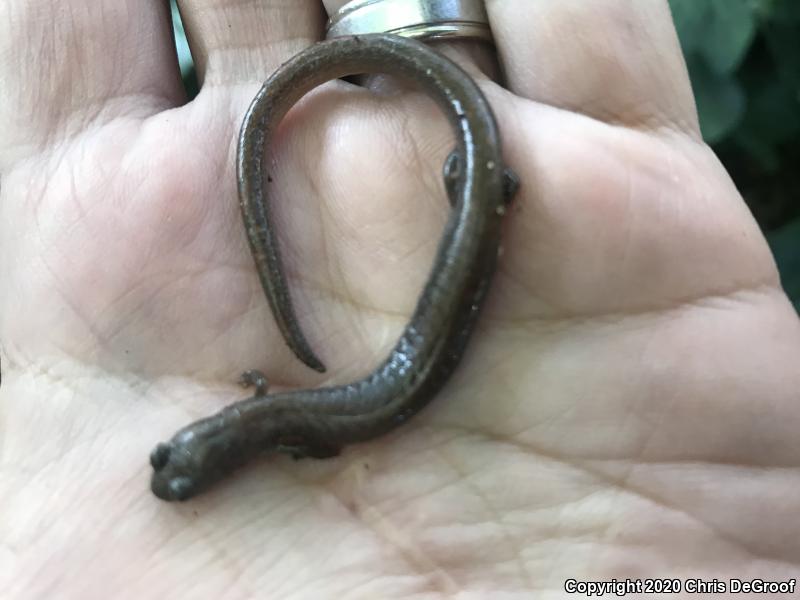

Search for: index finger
xmin=0 ymin=0 xmax=185 ymax=168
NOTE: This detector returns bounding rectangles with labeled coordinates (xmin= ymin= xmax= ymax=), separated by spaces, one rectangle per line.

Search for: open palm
xmin=2 ymin=0 xmax=799 ymax=597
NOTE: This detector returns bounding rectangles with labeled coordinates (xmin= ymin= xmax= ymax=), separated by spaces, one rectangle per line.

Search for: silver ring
xmin=326 ymin=0 xmax=493 ymax=43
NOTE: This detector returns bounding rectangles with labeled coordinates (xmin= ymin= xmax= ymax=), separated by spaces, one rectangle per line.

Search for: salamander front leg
xmin=445 ymin=150 xmax=520 ymax=208
xmin=238 ymin=369 xmax=270 ymax=396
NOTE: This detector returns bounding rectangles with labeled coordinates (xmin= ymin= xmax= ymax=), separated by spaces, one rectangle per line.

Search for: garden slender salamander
xmin=150 ymin=34 xmax=518 ymax=501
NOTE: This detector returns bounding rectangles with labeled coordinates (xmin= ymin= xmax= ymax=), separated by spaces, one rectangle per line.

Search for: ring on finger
xmin=326 ymin=0 xmax=493 ymax=44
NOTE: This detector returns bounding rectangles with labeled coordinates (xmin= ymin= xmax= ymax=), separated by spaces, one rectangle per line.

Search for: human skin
xmin=1 ymin=0 xmax=799 ymax=598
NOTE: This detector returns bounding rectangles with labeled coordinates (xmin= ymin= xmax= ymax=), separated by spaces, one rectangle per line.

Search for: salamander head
xmin=150 ymin=415 xmax=248 ymax=502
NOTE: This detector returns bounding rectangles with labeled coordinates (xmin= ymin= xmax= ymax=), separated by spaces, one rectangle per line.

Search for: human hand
xmin=2 ymin=0 xmax=799 ymax=597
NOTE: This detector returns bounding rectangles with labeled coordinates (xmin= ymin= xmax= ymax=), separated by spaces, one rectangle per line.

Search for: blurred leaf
xmin=701 ymin=0 xmax=756 ymax=74
xmin=669 ymin=0 xmax=710 ymax=55
xmin=687 ymin=56 xmax=747 ymax=143
xmin=669 ymin=0 xmax=755 ymax=73
xmin=748 ymin=0 xmax=777 ymax=20
xmin=170 ymin=0 xmax=198 ymax=99
xmin=170 ymin=0 xmax=194 ymax=78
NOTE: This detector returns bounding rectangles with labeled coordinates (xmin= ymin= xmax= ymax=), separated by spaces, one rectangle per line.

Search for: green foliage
xmin=671 ymin=0 xmax=755 ymax=142
xmin=670 ymin=0 xmax=795 ymax=144
xmin=170 ymin=0 xmax=198 ymax=98
xmin=670 ymin=0 xmax=799 ymax=307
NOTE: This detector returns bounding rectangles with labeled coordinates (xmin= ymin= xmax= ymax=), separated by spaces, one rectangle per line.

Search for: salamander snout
xmin=150 ymin=442 xmax=199 ymax=501
xmin=149 ymin=413 xmax=250 ymax=502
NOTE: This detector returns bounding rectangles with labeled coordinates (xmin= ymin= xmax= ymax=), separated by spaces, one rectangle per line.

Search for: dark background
xmin=170 ymin=1 xmax=800 ymax=310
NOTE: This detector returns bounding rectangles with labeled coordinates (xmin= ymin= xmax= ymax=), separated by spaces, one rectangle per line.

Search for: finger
xmin=322 ymin=0 xmax=499 ymax=81
xmin=176 ymin=0 xmax=326 ymax=87
xmin=489 ymin=0 xmax=700 ymax=136
xmin=0 ymin=0 xmax=185 ymax=166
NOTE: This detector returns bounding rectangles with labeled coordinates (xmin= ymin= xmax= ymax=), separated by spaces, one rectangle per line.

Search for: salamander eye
xmin=168 ymin=477 xmax=195 ymax=501
xmin=150 ymin=443 xmax=172 ymax=470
